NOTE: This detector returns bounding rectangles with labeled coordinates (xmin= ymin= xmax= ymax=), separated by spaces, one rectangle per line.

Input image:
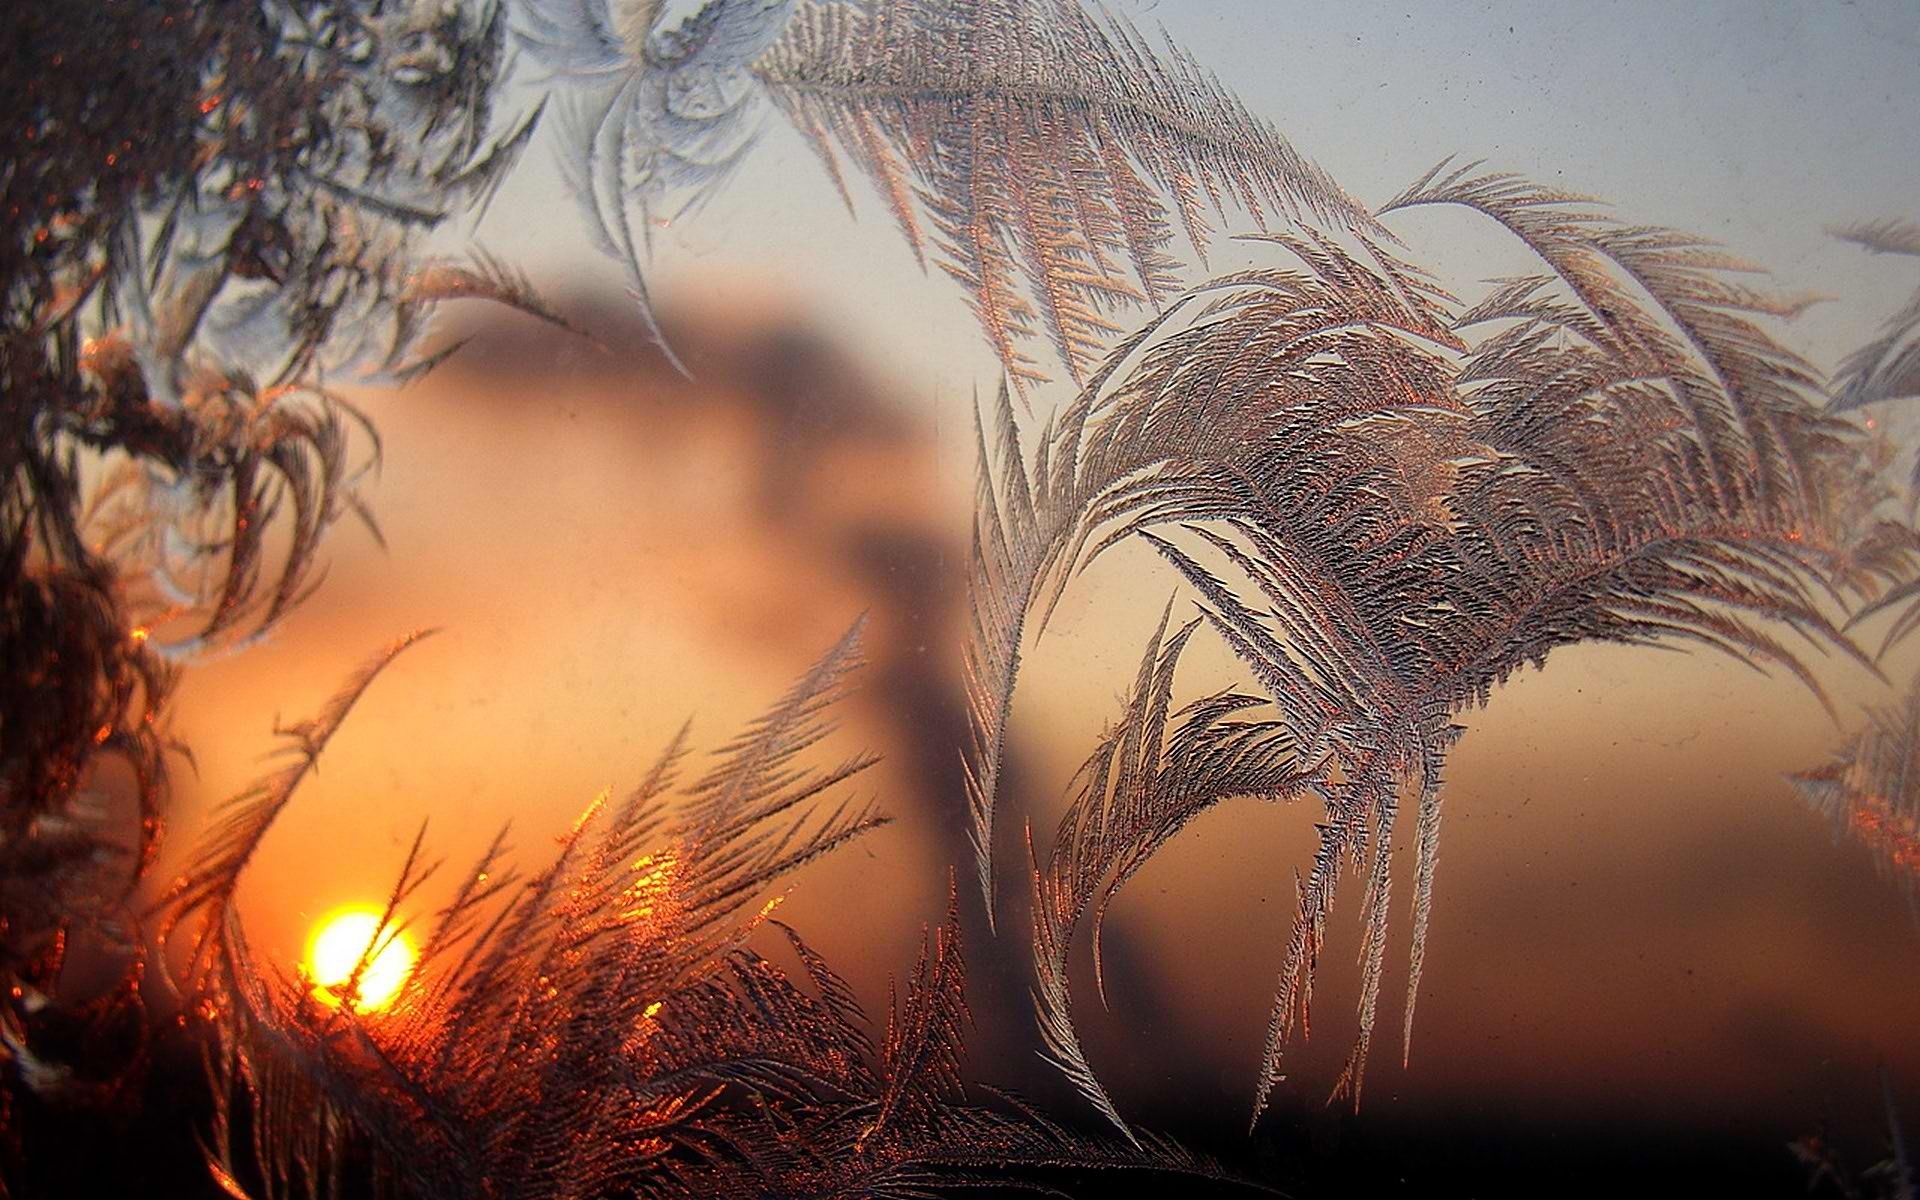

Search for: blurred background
xmin=145 ymin=2 xmax=1920 ymax=1194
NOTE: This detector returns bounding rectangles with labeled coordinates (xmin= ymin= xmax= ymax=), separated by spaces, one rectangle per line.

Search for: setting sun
xmin=304 ymin=909 xmax=417 ymax=1013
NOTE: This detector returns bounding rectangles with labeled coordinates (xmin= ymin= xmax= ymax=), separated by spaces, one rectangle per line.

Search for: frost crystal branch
xmin=528 ymin=0 xmax=1375 ymax=386
xmin=3 ymin=0 xmax=570 ymax=1126
xmin=756 ymin=0 xmax=1379 ymax=389
xmin=159 ymin=626 xmax=1231 ymax=1198
xmin=968 ymin=162 xmax=1917 ymax=1127
xmin=1791 ymin=670 xmax=1920 ymax=895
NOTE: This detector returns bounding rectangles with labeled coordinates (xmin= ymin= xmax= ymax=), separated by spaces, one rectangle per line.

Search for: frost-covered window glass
xmin=5 ymin=2 xmax=1916 ymax=1195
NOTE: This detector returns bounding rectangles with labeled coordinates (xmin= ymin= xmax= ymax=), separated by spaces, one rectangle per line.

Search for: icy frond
xmin=1834 ymin=286 xmax=1920 ymax=418
xmin=157 ymin=627 xmax=1227 ymax=1198
xmin=968 ymin=171 xmax=1919 ymax=1124
xmin=516 ymin=0 xmax=667 ymax=72
xmin=1031 ymin=611 xmax=1310 ymax=1136
xmin=755 ymin=0 xmax=1381 ymax=389
xmin=1383 ymin=160 xmax=1848 ymax=524
xmin=2 ymin=5 xmax=582 ymax=1063
xmin=1827 ymin=218 xmax=1920 ymax=425
xmin=961 ymin=228 xmax=1474 ymax=919
xmin=156 ymin=631 xmax=438 ymax=1000
xmin=1813 ymin=216 xmax=1920 ymax=648
xmin=1833 ymin=218 xmax=1920 ymax=260
xmin=1791 ymin=672 xmax=1920 ymax=895
xmin=529 ymin=0 xmax=799 ymax=371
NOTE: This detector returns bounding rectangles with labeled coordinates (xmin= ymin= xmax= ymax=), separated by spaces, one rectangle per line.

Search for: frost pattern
xmin=968 ymin=163 xmax=1917 ymax=1126
xmin=14 ymin=1 xmax=1920 ymax=1187
xmin=158 ymin=626 xmax=1232 ymax=1198
xmin=1830 ymin=218 xmax=1920 ymax=419
xmin=1791 ymin=671 xmax=1920 ymax=896
xmin=756 ymin=0 xmax=1379 ymax=389
xmin=3 ymin=0 xmax=572 ymax=1122
xmin=1827 ymin=217 xmax=1920 ymax=649
xmin=516 ymin=0 xmax=798 ymax=372
xmin=528 ymin=0 xmax=1374 ymax=387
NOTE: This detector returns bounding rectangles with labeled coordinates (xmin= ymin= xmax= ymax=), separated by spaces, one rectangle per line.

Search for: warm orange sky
xmin=139 ymin=1 xmax=1920 ymax=1164
xmin=153 ymin=298 xmax=1919 ymax=1157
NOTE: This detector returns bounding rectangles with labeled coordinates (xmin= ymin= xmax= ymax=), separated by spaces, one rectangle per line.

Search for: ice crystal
xmin=756 ymin=0 xmax=1378 ymax=389
xmin=526 ymin=0 xmax=1373 ymax=386
xmin=517 ymin=0 xmax=798 ymax=372
xmin=1791 ymin=670 xmax=1920 ymax=895
xmin=157 ymin=626 xmax=1232 ymax=1198
xmin=1830 ymin=218 xmax=1920 ymax=420
xmin=1826 ymin=217 xmax=1920 ymax=650
xmin=11 ymin=2 xmax=1920 ymax=1190
xmin=966 ymin=162 xmax=1918 ymax=1126
xmin=1 ymin=0 xmax=577 ymax=1141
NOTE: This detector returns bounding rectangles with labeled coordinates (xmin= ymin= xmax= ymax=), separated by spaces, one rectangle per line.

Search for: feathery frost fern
xmin=1791 ymin=669 xmax=1920 ymax=899
xmin=1829 ymin=219 xmax=1920 ymax=420
xmin=755 ymin=0 xmax=1377 ymax=390
xmin=10 ymin=0 xmax=1920 ymax=1190
xmin=157 ymin=626 xmax=1235 ymax=1198
xmin=968 ymin=161 xmax=1917 ymax=1128
xmin=2 ymin=0 xmax=580 ymax=1138
xmin=1826 ymin=217 xmax=1920 ymax=650
xmin=524 ymin=0 xmax=1374 ymax=387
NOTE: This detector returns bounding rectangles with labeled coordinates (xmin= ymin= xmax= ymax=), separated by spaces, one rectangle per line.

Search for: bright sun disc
xmin=305 ymin=909 xmax=416 ymax=1012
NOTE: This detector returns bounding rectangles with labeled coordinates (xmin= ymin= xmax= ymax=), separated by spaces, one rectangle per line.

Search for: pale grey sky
xmin=475 ymin=0 xmax=1920 ymax=427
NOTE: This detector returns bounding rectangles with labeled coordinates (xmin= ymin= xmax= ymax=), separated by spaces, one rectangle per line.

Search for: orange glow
xmin=617 ymin=851 xmax=677 ymax=923
xmin=572 ymin=788 xmax=610 ymax=836
xmin=304 ymin=909 xmax=416 ymax=1012
xmin=1847 ymin=795 xmax=1920 ymax=875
